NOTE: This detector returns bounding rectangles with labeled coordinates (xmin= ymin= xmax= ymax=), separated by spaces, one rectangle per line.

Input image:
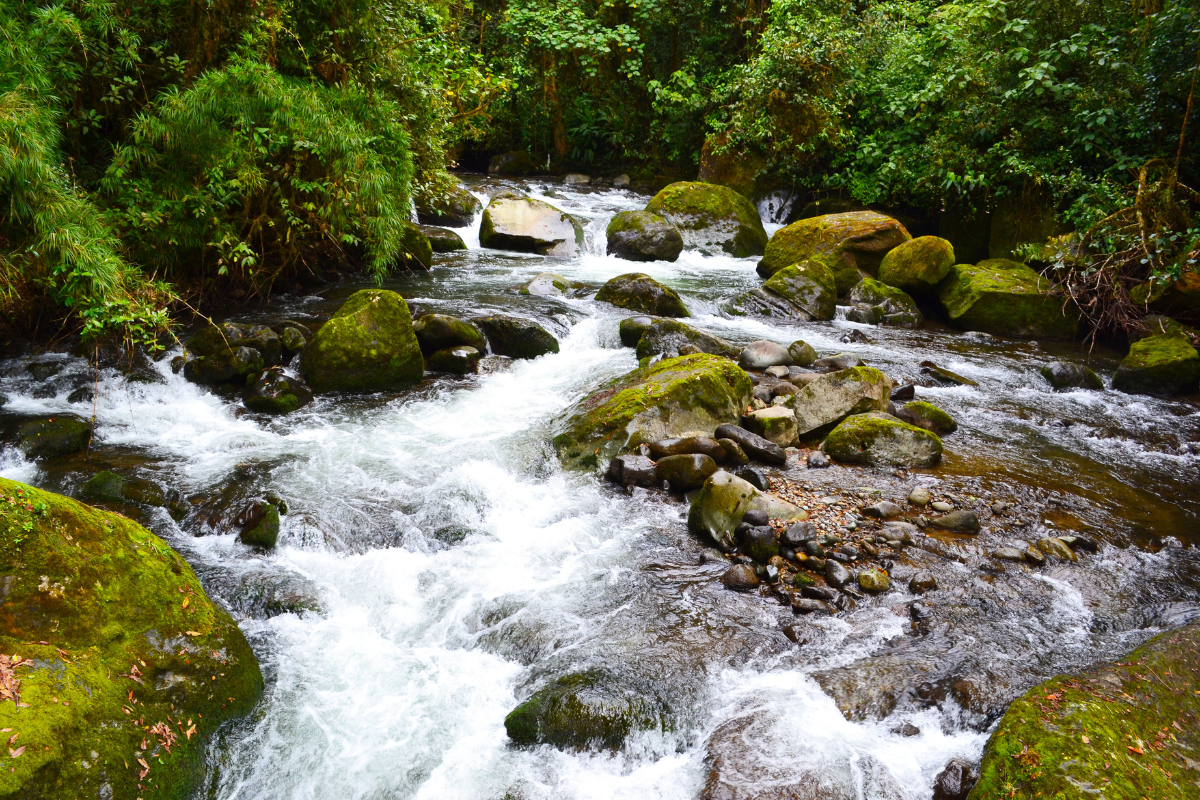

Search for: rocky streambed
xmin=1 ymin=176 xmax=1199 ymax=799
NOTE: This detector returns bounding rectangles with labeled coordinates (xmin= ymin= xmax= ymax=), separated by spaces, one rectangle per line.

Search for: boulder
xmin=487 ymin=150 xmax=535 ymax=175
xmin=0 ymin=478 xmax=262 ymax=799
xmin=413 ymin=313 xmax=487 ymax=355
xmin=238 ymin=500 xmax=281 ymax=548
xmin=1111 ymin=332 xmax=1200 ymax=396
xmin=427 ymin=346 xmax=482 ymax=374
xmin=757 ymin=212 xmax=912 ymax=294
xmin=932 ymin=758 xmax=979 ymax=800
xmin=644 ymin=181 xmax=767 ymax=257
xmin=970 ymin=622 xmax=1200 ymax=800
xmin=618 ymin=315 xmax=656 ymax=347
xmin=595 ymin=273 xmax=689 ymax=317
xmin=12 ymin=415 xmax=91 ymax=460
xmin=184 ymin=322 xmax=280 ymax=384
xmin=605 ymin=211 xmax=684 ymax=262
xmin=480 ymin=193 xmax=584 ymax=256
xmin=687 ymin=470 xmax=806 ymax=551
xmin=788 ymin=340 xmax=818 ymax=367
xmin=714 ymin=423 xmax=787 ymax=465
xmin=894 ymin=400 xmax=957 ymax=435
xmin=937 ymin=259 xmax=1079 ymax=339
xmin=648 ymin=436 xmax=727 ymax=462
xmin=419 ymin=225 xmax=468 ymax=252
xmin=300 ymin=289 xmax=424 ymax=393
xmin=607 ymin=454 xmax=658 ymax=488
xmin=80 ymin=471 xmax=170 ymax=509
xmin=1130 ymin=313 xmax=1199 ymax=343
xmin=504 ymin=669 xmax=668 ymax=750
xmin=633 ymin=318 xmax=738 ymax=360
xmin=520 ymin=272 xmax=578 ymax=296
xmin=742 ymin=406 xmax=798 ymax=447
xmin=415 ymin=183 xmax=481 ymax=227
xmin=472 ymin=314 xmax=560 ymax=359
xmin=761 ymin=260 xmax=837 ymax=320
xmin=738 ymin=340 xmax=793 ymax=370
xmin=846 ymin=277 xmax=923 ymax=325
xmin=243 ymin=367 xmax=314 ymax=414
xmin=656 ymin=453 xmax=719 ymax=490
xmin=813 ymin=353 xmax=863 ymax=372
xmin=1040 ymin=361 xmax=1104 ymax=391
xmin=823 ymin=412 xmax=943 ymax=468
xmin=789 ymin=367 xmax=892 ymax=435
xmin=878 ymin=236 xmax=956 ymax=293
xmin=397 ymin=220 xmax=434 ymax=271
xmin=554 ymin=353 xmax=751 ymax=470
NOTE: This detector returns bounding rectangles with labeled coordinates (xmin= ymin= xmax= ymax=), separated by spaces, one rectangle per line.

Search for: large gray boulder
xmin=480 ymin=192 xmax=584 ymax=256
xmin=472 ymin=314 xmax=560 ymax=359
xmin=632 ymin=318 xmax=738 ymax=360
xmin=788 ymin=367 xmax=892 ymax=435
xmin=645 ymin=181 xmax=767 ymax=257
xmin=606 ymin=211 xmax=684 ymax=262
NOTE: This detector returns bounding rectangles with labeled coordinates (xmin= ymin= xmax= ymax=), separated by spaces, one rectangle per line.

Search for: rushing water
xmin=2 ymin=178 xmax=1199 ymax=800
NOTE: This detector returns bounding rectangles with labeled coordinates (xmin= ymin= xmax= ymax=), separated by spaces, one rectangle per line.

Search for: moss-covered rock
xmin=0 ymin=478 xmax=262 ymax=799
xmin=243 ymin=368 xmax=314 ymax=414
xmin=937 ymin=259 xmax=1079 ymax=340
xmin=1111 ymin=332 xmax=1200 ymax=396
xmin=846 ymin=277 xmax=923 ymax=326
xmin=605 ymin=211 xmax=684 ymax=262
xmin=894 ymin=400 xmax=957 ymax=435
xmin=472 ymin=314 xmax=559 ymax=359
xmin=415 ymin=182 xmax=482 ymax=227
xmin=553 ymin=354 xmax=751 ymax=470
xmin=487 ymin=150 xmax=535 ymax=176
xmin=687 ymin=471 xmax=806 ymax=552
xmin=427 ymin=345 xmax=482 ymax=374
xmin=644 ymin=181 xmax=767 ymax=257
xmin=479 ymin=194 xmax=584 ymax=257
xmin=418 ymin=225 xmax=468 ymax=253
xmin=1130 ymin=314 xmax=1199 ymax=344
xmin=300 ymin=289 xmax=424 ymax=394
xmin=757 ymin=212 xmax=911 ymax=295
xmin=504 ymin=669 xmax=669 ymax=750
xmin=878 ymin=236 xmax=956 ymax=293
xmin=761 ymin=259 xmax=838 ymax=320
xmin=12 ymin=415 xmax=91 ymax=460
xmin=1040 ymin=362 xmax=1104 ymax=391
xmin=968 ymin=622 xmax=1200 ymax=800
xmin=595 ymin=273 xmax=690 ymax=317
xmin=789 ymin=367 xmax=892 ymax=435
xmin=397 ymin=220 xmax=434 ymax=271
xmin=1135 ymin=270 xmax=1200 ymax=324
xmin=183 ymin=322 xmax=280 ymax=385
xmin=238 ymin=501 xmax=280 ymax=548
xmin=788 ymin=340 xmax=818 ymax=367
xmin=823 ymin=412 xmax=942 ymax=467
xmin=632 ymin=318 xmax=738 ymax=360
xmin=741 ymin=406 xmax=798 ymax=447
xmin=412 ymin=313 xmax=487 ymax=356
xmin=619 ymin=316 xmax=656 ymax=347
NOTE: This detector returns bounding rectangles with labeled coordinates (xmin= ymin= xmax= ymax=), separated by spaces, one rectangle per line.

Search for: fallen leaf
xmin=137 ymin=757 xmax=149 ymax=770
xmin=1128 ymin=746 xmax=1144 ymax=755
xmin=5 ymin=734 xmax=14 ymax=745
xmin=1081 ymin=735 xmax=1090 ymax=744
xmin=182 ymin=597 xmax=189 ymax=609
xmin=8 ymin=746 xmax=23 ymax=758
xmin=184 ymin=631 xmax=201 ymax=637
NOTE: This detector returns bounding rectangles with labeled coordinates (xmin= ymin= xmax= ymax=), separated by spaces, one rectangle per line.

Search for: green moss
xmin=633 ymin=318 xmax=738 ymax=360
xmin=968 ymin=622 xmax=1200 ymax=800
xmin=239 ymin=503 xmax=280 ymax=548
xmin=398 ymin=221 xmax=433 ymax=271
xmin=878 ymin=236 xmax=955 ymax=292
xmin=847 ymin=276 xmax=920 ymax=316
xmin=1111 ymin=332 xmax=1200 ymax=395
xmin=645 ymin=181 xmax=767 ymax=257
xmin=757 ymin=212 xmax=911 ymax=294
xmin=823 ymin=412 xmax=942 ymax=467
xmin=762 ymin=260 xmax=837 ymax=320
xmin=0 ymin=478 xmax=262 ymax=800
xmin=595 ymin=273 xmax=690 ymax=318
xmin=14 ymin=416 xmax=91 ymax=461
xmin=299 ymin=289 xmax=425 ymax=394
xmin=412 ymin=314 xmax=487 ymax=355
xmin=504 ymin=670 xmax=668 ymax=750
xmin=937 ymin=260 xmax=1079 ymax=339
xmin=896 ymin=400 xmax=957 ymax=435
xmin=554 ymin=353 xmax=752 ymax=470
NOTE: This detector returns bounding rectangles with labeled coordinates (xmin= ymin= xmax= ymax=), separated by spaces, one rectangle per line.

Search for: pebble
xmin=720 ymin=564 xmax=760 ymax=591
xmin=929 ymin=510 xmax=981 ymax=533
xmin=908 ymin=488 xmax=931 ymax=506
xmin=863 ymin=501 xmax=903 ymax=519
xmin=991 ymin=547 xmax=1027 ymax=561
xmin=909 ymin=572 xmax=937 ymax=593
xmin=1024 ymin=546 xmax=1046 ymax=566
xmin=1037 ymin=536 xmax=1077 ymax=561
xmin=931 ymin=501 xmax=954 ymax=512
xmin=807 ymin=451 xmax=830 ymax=469
xmin=858 ymin=568 xmax=890 ymax=593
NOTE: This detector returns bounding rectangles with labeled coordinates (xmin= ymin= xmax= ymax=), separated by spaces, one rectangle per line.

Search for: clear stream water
xmin=2 ymin=178 xmax=1199 ymax=800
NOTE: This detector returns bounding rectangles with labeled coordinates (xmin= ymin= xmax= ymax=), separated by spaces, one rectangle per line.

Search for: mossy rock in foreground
xmin=300 ymin=289 xmax=425 ymax=394
xmin=0 ymin=477 xmax=262 ymax=800
xmin=937 ymin=259 xmax=1079 ymax=340
xmin=969 ymin=622 xmax=1200 ymax=800
xmin=553 ymin=353 xmax=752 ymax=471
xmin=1111 ymin=332 xmax=1200 ymax=396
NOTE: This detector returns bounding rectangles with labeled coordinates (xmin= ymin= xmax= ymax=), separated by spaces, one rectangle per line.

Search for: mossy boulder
xmin=968 ymin=622 xmax=1200 ymax=800
xmin=789 ymin=367 xmax=892 ymax=435
xmin=0 ymin=478 xmax=262 ymax=800
xmin=742 ymin=406 xmax=798 ymax=447
xmin=504 ymin=669 xmax=669 ymax=750
xmin=11 ymin=415 xmax=91 ymax=460
xmin=605 ymin=211 xmax=684 ymax=262
xmin=878 ymin=236 xmax=956 ymax=293
xmin=937 ymin=259 xmax=1079 ymax=340
xmin=553 ymin=353 xmax=752 ymax=470
xmin=487 ymin=150 xmax=535 ymax=176
xmin=427 ymin=345 xmax=482 ymax=374
xmin=1111 ymin=332 xmax=1200 ymax=396
xmin=418 ymin=225 xmax=468 ymax=253
xmin=757 ymin=212 xmax=912 ymax=295
xmin=687 ymin=471 xmax=806 ymax=552
xmin=519 ymin=272 xmax=578 ymax=297
xmin=1131 ymin=313 xmax=1199 ymax=344
xmin=1134 ymin=270 xmax=1200 ymax=323
xmin=761 ymin=260 xmax=837 ymax=321
xmin=415 ymin=182 xmax=481 ymax=227
xmin=183 ymin=322 xmax=280 ymax=385
xmin=846 ymin=276 xmax=922 ymax=325
xmin=243 ymin=367 xmax=314 ymax=414
xmin=1040 ymin=362 xmax=1104 ymax=391
xmin=644 ymin=181 xmax=767 ymax=257
xmin=595 ymin=273 xmax=690 ymax=317
xmin=619 ymin=316 xmax=655 ymax=347
xmin=300 ymin=289 xmax=424 ymax=394
xmin=632 ymin=318 xmax=738 ymax=360
xmin=397 ymin=220 xmax=434 ymax=271
xmin=894 ymin=400 xmax=957 ymax=435
xmin=823 ymin=412 xmax=942 ymax=467
xmin=238 ymin=501 xmax=280 ymax=548
xmin=412 ymin=313 xmax=487 ymax=356
xmin=479 ymin=193 xmax=584 ymax=257
xmin=472 ymin=314 xmax=559 ymax=359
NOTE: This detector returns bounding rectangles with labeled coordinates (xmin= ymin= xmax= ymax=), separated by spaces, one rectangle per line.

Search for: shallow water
xmin=2 ymin=177 xmax=1199 ymax=800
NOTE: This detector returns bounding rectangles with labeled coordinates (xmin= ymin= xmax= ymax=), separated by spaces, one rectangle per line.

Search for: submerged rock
xmin=605 ymin=210 xmax=684 ymax=262
xmin=644 ymin=181 xmax=767 ymax=257
xmin=10 ymin=414 xmax=91 ymax=460
xmin=595 ymin=273 xmax=690 ymax=317
xmin=479 ymin=192 xmax=584 ymax=256
xmin=184 ymin=322 xmax=280 ymax=385
xmin=878 ymin=235 xmax=956 ymax=294
xmin=929 ymin=510 xmax=980 ymax=533
xmin=937 ymin=259 xmax=1079 ymax=339
xmin=238 ymin=499 xmax=281 ymax=548
xmin=633 ymin=318 xmax=738 ymax=360
xmin=789 ymin=367 xmax=892 ymax=435
xmin=472 ymin=314 xmax=559 ymax=359
xmin=1111 ymin=332 xmax=1200 ymax=396
xmin=823 ymin=412 xmax=943 ymax=468
xmin=300 ymin=289 xmax=424 ymax=393
xmin=80 ymin=470 xmax=170 ymax=508
xmin=1040 ymin=361 xmax=1104 ymax=391
xmin=243 ymin=367 xmax=314 ymax=414
xmin=757 ymin=211 xmax=911 ymax=294
xmin=0 ymin=478 xmax=262 ymax=799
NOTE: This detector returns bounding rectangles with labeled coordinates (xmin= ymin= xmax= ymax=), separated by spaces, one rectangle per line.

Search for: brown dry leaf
xmin=1082 ymin=735 xmax=1090 ymax=744
xmin=185 ymin=631 xmax=201 ymax=637
xmin=5 ymin=734 xmax=15 ymax=745
xmin=8 ymin=746 xmax=24 ymax=758
xmin=182 ymin=597 xmax=189 ymax=609
xmin=137 ymin=757 xmax=149 ymax=770
xmin=1128 ymin=746 xmax=1144 ymax=755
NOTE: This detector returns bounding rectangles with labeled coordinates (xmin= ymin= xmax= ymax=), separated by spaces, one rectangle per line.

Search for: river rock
xmin=427 ymin=346 xmax=482 ymax=374
xmin=1040 ymin=361 xmax=1104 ymax=391
xmin=807 ymin=450 xmax=830 ymax=468
xmin=634 ymin=318 xmax=738 ymax=360
xmin=931 ymin=758 xmax=978 ymax=800
xmin=419 ymin=225 xmax=468 ymax=252
xmin=929 ymin=510 xmax=980 ymax=533
xmin=488 ymin=150 xmax=535 ymax=175
xmin=238 ymin=500 xmax=281 ymax=548
xmin=738 ymin=340 xmax=792 ymax=370
xmin=1111 ymin=331 xmax=1200 ymax=396
xmin=644 ymin=181 xmax=767 ymax=257
xmin=278 ymin=324 xmax=308 ymax=357
xmin=938 ymin=259 xmax=1079 ymax=339
xmin=907 ymin=487 xmax=931 ymax=506
xmin=518 ymin=272 xmax=573 ymax=297
xmin=757 ymin=211 xmax=912 ymax=295
xmin=741 ymin=526 xmax=779 ymax=563
xmin=877 ymin=235 xmax=955 ymax=295
xmin=687 ymin=471 xmax=806 ymax=551
xmin=555 ymin=354 xmax=751 ymax=470
xmin=480 ymin=192 xmax=584 ymax=256
xmin=741 ymin=406 xmax=798 ymax=447
xmin=595 ymin=273 xmax=690 ymax=317
xmin=607 ymin=454 xmax=658 ymax=488
xmin=0 ymin=478 xmax=262 ymax=799
xmin=184 ymin=322 xmax=280 ymax=384
xmin=761 ymin=260 xmax=838 ymax=320
xmin=243 ymin=367 xmax=314 ymax=414
xmin=812 ymin=353 xmax=863 ymax=371
xmin=721 ymin=563 xmax=760 ymax=591
xmin=846 ymin=277 xmax=923 ymax=325
xmin=11 ymin=414 xmax=91 ymax=460
xmin=618 ymin=316 xmax=656 ymax=347
xmin=909 ymin=572 xmax=937 ymax=592
xmin=991 ymin=547 xmax=1026 ymax=561
xmin=789 ymin=367 xmax=892 ymax=434
xmin=471 ymin=314 xmax=559 ymax=359
xmin=718 ymin=438 xmax=749 ymax=465
xmin=415 ymin=182 xmax=482 ymax=227
xmin=504 ymin=669 xmax=668 ymax=750
xmin=657 ymin=453 xmax=719 ymax=491
xmin=858 ymin=568 xmax=890 ymax=593
xmin=1024 ymin=545 xmax=1046 ymax=565
xmin=413 ymin=314 xmax=487 ymax=355
xmin=648 ymin=436 xmax=727 ymax=461
xmin=714 ymin=423 xmax=787 ymax=465
xmin=397 ymin=220 xmax=434 ymax=270
xmin=734 ymin=466 xmax=769 ymax=491
xmin=825 ymin=559 xmax=851 ymax=588
xmin=301 ymin=289 xmax=424 ymax=393
xmin=920 ymin=361 xmax=979 ymax=387
xmin=823 ymin=412 xmax=943 ymax=468
xmin=1037 ymin=536 xmax=1076 ymax=561
xmin=606 ymin=210 xmax=684 ymax=262
xmin=862 ymin=501 xmax=903 ymax=519
xmin=894 ymin=400 xmax=957 ymax=435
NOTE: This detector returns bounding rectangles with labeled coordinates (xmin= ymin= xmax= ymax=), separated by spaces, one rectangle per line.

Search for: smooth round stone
xmin=1037 ymin=536 xmax=1077 ymax=561
xmin=931 ymin=501 xmax=954 ymax=512
xmin=655 ymin=453 xmax=718 ymax=491
xmin=863 ymin=501 xmax=903 ymax=519
xmin=858 ymin=568 xmax=890 ymax=593
xmin=788 ymin=340 xmax=818 ymax=367
xmin=792 ymin=597 xmax=833 ymax=615
xmin=427 ymin=346 xmax=482 ymax=374
xmin=807 ymin=451 xmax=830 ymax=469
xmin=720 ymin=564 xmax=760 ymax=591
xmin=739 ymin=340 xmax=793 ymax=370
xmin=930 ymin=510 xmax=981 ymax=533
xmin=992 ymin=547 xmax=1027 ymax=561
xmin=908 ymin=488 xmax=932 ymax=506
xmin=825 ymin=559 xmax=851 ymax=588
xmin=909 ymin=572 xmax=937 ymax=593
